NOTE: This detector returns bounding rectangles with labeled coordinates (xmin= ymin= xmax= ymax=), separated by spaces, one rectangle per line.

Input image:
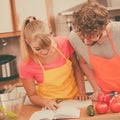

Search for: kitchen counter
xmin=17 ymin=104 xmax=120 ymax=120
xmin=1 ymin=79 xmax=120 ymax=120
xmin=0 ymin=78 xmax=19 ymax=89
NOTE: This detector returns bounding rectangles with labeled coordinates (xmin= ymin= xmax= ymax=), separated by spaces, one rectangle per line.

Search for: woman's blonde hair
xmin=73 ymin=0 xmax=109 ymax=39
xmin=20 ymin=16 xmax=51 ymax=61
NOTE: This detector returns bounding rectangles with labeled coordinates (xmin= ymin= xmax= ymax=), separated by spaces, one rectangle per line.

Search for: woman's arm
xmin=69 ymin=52 xmax=87 ymax=100
xmin=21 ymin=78 xmax=59 ymax=110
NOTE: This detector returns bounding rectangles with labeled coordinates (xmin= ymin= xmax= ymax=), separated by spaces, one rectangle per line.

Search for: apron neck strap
xmin=106 ymin=28 xmax=118 ymax=55
xmin=35 ymin=46 xmax=67 ymax=72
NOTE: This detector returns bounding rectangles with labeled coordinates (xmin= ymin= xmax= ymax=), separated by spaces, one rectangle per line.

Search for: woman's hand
xmin=43 ymin=99 xmax=60 ymax=111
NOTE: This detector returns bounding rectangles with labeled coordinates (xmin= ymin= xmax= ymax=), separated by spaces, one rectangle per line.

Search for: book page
xmin=29 ymin=106 xmax=80 ymax=120
xmin=54 ymin=106 xmax=80 ymax=119
xmin=29 ymin=99 xmax=92 ymax=120
xmin=59 ymin=99 xmax=92 ymax=108
xmin=29 ymin=110 xmax=54 ymax=120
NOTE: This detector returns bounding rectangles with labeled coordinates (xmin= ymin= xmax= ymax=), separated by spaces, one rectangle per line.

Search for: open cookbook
xmin=29 ymin=99 xmax=92 ymax=120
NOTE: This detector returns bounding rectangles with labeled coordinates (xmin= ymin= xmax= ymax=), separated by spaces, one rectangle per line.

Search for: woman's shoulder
xmin=19 ymin=58 xmax=34 ymax=69
xmin=69 ymin=30 xmax=80 ymax=40
xmin=54 ymin=36 xmax=71 ymax=48
xmin=54 ymin=36 xmax=69 ymax=43
xmin=54 ymin=36 xmax=74 ymax=57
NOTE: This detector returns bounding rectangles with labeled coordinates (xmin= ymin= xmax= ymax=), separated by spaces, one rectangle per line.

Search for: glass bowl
xmin=0 ymin=89 xmax=26 ymax=120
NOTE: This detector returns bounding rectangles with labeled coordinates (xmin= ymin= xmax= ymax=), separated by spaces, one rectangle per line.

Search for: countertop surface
xmin=1 ymin=79 xmax=120 ymax=120
xmin=17 ymin=104 xmax=120 ymax=120
xmin=0 ymin=78 xmax=23 ymax=89
xmin=1 ymin=78 xmax=120 ymax=120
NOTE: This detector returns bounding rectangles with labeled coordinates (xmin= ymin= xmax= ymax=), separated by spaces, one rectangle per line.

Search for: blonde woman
xmin=19 ymin=16 xmax=87 ymax=110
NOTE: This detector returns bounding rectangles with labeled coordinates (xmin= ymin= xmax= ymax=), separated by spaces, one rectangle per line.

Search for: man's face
xmin=78 ymin=33 xmax=103 ymax=46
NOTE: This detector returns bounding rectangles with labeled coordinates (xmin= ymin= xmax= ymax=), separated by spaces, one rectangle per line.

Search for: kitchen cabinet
xmin=0 ymin=0 xmax=55 ymax=38
xmin=0 ymin=0 xmax=20 ymax=38
xmin=0 ymin=0 xmax=13 ymax=33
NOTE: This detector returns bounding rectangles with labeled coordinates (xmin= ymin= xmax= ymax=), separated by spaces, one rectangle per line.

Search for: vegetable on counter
xmin=87 ymin=105 xmax=95 ymax=116
xmin=109 ymin=95 xmax=120 ymax=113
xmin=87 ymin=92 xmax=120 ymax=116
xmin=98 ymin=91 xmax=115 ymax=105
xmin=96 ymin=92 xmax=120 ymax=114
xmin=95 ymin=102 xmax=108 ymax=114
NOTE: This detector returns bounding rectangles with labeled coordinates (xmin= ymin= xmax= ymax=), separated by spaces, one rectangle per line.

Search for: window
xmin=0 ymin=0 xmax=55 ymax=38
xmin=0 ymin=0 xmax=13 ymax=33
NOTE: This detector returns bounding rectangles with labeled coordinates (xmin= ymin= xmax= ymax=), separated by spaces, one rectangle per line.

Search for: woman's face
xmin=30 ymin=42 xmax=51 ymax=56
xmin=29 ymin=40 xmax=54 ymax=58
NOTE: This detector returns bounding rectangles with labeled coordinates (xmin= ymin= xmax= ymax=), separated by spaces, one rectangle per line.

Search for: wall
xmin=52 ymin=0 xmax=87 ymax=37
xmin=54 ymin=15 xmax=71 ymax=37
xmin=108 ymin=0 xmax=120 ymax=7
xmin=52 ymin=0 xmax=87 ymax=15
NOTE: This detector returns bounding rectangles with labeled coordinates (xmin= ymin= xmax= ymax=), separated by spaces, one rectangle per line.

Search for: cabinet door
xmin=15 ymin=0 xmax=48 ymax=31
xmin=0 ymin=0 xmax=13 ymax=33
xmin=0 ymin=0 xmax=49 ymax=38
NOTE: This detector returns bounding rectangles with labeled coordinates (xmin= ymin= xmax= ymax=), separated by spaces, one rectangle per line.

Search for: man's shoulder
xmin=69 ymin=30 xmax=81 ymax=43
xmin=69 ymin=30 xmax=78 ymax=38
xmin=110 ymin=21 xmax=120 ymax=29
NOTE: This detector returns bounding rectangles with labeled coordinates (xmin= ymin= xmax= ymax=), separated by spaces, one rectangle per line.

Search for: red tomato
xmin=98 ymin=92 xmax=115 ymax=105
xmin=95 ymin=102 xmax=109 ymax=114
xmin=110 ymin=101 xmax=120 ymax=113
xmin=98 ymin=93 xmax=105 ymax=102
xmin=98 ymin=93 xmax=111 ymax=105
xmin=110 ymin=96 xmax=120 ymax=113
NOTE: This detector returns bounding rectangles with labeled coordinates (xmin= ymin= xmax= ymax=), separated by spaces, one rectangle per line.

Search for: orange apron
xmin=37 ymin=47 xmax=79 ymax=99
xmin=88 ymin=29 xmax=120 ymax=93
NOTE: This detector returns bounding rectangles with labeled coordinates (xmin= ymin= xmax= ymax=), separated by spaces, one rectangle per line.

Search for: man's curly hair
xmin=73 ymin=0 xmax=109 ymax=39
